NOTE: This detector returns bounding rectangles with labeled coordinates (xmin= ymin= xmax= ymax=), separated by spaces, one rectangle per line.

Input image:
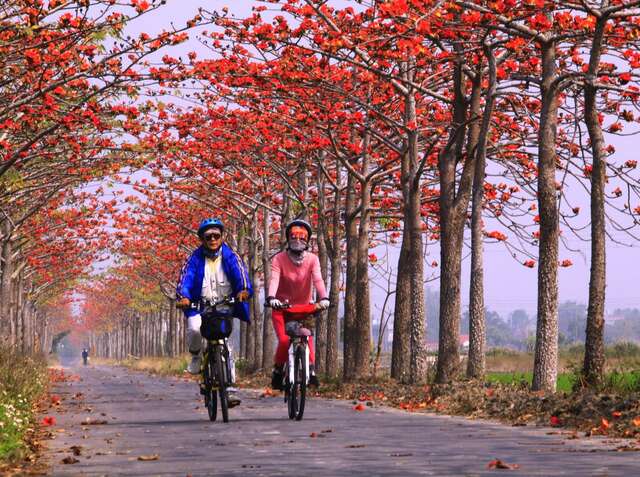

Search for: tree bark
xmin=436 ymin=53 xmax=472 ymax=384
xmin=261 ymin=207 xmax=275 ymax=370
xmin=405 ymin=77 xmax=427 ymax=384
xmin=0 ymin=220 xmax=14 ymax=345
xmin=392 ymin=60 xmax=427 ymax=384
xmin=583 ymin=16 xmax=607 ymax=388
xmin=353 ymin=139 xmax=372 ymax=380
xmin=468 ymin=46 xmax=496 ymax=379
xmin=325 ymin=160 xmax=342 ymax=378
xmin=532 ymin=40 xmax=560 ymax=392
xmin=315 ymin=169 xmax=329 ymax=374
xmin=342 ymin=168 xmax=359 ymax=380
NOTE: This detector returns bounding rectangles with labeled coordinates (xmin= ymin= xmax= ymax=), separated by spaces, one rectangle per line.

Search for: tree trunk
xmin=248 ymin=215 xmax=262 ymax=370
xmin=342 ymin=169 xmax=359 ymax=381
xmin=391 ymin=227 xmax=411 ymax=381
xmin=532 ymin=40 xmax=560 ymax=392
xmin=261 ymin=207 xmax=275 ymax=370
xmin=315 ymin=167 xmax=329 ymax=374
xmin=436 ymin=53 xmax=471 ymax=384
xmin=353 ymin=145 xmax=372 ymax=380
xmin=405 ymin=78 xmax=427 ymax=384
xmin=468 ymin=48 xmax=496 ymax=379
xmin=169 ymin=300 xmax=177 ymax=357
xmin=0 ymin=221 xmax=14 ymax=345
xmin=583 ymin=17 xmax=607 ymax=388
xmin=325 ymin=161 xmax=342 ymax=377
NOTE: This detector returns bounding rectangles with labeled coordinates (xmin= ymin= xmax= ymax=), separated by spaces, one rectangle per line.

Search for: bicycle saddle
xmin=285 ymin=321 xmax=312 ymax=337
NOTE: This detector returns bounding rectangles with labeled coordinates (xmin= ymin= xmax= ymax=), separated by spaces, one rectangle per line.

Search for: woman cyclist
xmin=267 ymin=219 xmax=329 ymax=389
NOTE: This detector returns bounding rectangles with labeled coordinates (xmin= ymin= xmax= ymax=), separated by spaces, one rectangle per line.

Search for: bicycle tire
xmin=294 ymin=344 xmax=306 ymax=420
xmin=287 ymin=360 xmax=296 ymax=420
xmin=204 ymin=349 xmax=217 ymax=422
xmin=215 ymin=345 xmax=229 ymax=423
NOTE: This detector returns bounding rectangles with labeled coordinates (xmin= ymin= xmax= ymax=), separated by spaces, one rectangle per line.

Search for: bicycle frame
xmin=194 ymin=296 xmax=237 ymax=423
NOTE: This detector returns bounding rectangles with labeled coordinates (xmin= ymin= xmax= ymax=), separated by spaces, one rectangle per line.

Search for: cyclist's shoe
xmin=187 ymin=353 xmax=201 ymax=374
xmin=271 ymin=366 xmax=284 ymax=391
xmin=227 ymin=388 xmax=241 ymax=408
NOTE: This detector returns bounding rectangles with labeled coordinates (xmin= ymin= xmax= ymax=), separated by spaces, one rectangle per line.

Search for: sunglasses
xmin=203 ymin=232 xmax=222 ymax=241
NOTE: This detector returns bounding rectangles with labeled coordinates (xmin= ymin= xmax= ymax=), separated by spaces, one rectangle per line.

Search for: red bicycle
xmin=279 ymin=303 xmax=318 ymax=421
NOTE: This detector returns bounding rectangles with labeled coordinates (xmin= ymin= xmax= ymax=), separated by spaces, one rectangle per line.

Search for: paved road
xmin=43 ymin=365 xmax=639 ymax=476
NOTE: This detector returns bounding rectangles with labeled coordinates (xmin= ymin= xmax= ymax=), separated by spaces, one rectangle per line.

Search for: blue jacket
xmin=176 ymin=243 xmax=253 ymax=322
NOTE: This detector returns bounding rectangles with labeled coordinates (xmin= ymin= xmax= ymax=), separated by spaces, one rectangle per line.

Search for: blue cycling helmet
xmin=197 ymin=218 xmax=224 ymax=238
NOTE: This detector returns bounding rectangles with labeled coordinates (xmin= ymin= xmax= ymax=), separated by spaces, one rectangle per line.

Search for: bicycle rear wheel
xmin=215 ymin=346 xmax=229 ymax=423
xmin=291 ymin=345 xmax=306 ymax=421
xmin=204 ymin=350 xmax=217 ymax=422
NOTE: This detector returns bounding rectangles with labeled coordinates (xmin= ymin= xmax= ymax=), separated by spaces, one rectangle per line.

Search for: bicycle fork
xmin=287 ymin=339 xmax=310 ymax=385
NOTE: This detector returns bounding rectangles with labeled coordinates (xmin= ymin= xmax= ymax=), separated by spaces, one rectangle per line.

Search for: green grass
xmin=603 ymin=369 xmax=640 ymax=393
xmin=0 ymin=348 xmax=48 ymax=462
xmin=486 ymin=372 xmax=575 ymax=393
xmin=486 ymin=370 xmax=640 ymax=394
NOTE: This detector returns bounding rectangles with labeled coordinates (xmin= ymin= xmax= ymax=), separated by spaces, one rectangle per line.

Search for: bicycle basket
xmin=200 ymin=313 xmax=233 ymax=340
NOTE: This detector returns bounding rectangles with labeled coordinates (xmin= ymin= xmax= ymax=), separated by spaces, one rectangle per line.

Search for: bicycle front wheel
xmin=214 ymin=346 xmax=229 ymax=423
xmin=292 ymin=345 xmax=306 ymax=421
xmin=204 ymin=350 xmax=217 ymax=422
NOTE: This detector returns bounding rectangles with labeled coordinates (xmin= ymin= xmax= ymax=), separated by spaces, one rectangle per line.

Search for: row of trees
xmin=5 ymin=1 xmax=640 ymax=392
xmin=0 ymin=0 xmax=211 ymax=352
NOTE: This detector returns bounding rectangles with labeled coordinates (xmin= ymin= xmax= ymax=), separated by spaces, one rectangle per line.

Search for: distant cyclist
xmin=267 ymin=219 xmax=329 ymax=389
xmin=176 ymin=218 xmax=252 ymax=407
xmin=81 ymin=348 xmax=89 ymax=366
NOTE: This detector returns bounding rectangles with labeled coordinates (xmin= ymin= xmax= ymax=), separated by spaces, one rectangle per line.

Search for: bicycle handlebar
xmin=191 ymin=296 xmax=236 ymax=309
xmin=264 ymin=302 xmax=321 ymax=311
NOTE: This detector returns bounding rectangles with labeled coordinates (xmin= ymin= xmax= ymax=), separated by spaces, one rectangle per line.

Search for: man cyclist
xmin=176 ymin=218 xmax=252 ymax=407
xmin=81 ymin=348 xmax=89 ymax=366
xmin=267 ymin=219 xmax=329 ymax=389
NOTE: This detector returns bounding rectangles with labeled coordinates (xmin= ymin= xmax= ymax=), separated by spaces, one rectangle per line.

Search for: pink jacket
xmin=268 ymin=251 xmax=328 ymax=305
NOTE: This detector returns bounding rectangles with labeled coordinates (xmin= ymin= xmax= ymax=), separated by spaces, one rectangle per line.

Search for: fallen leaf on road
xmin=549 ymin=416 xmax=562 ymax=427
xmin=390 ymin=453 xmax=413 ymax=457
xmin=310 ymin=432 xmax=318 ymax=438
xmin=321 ymin=429 xmax=332 ymax=433
xmin=487 ymin=459 xmax=520 ymax=470
xmin=41 ymin=416 xmax=56 ymax=426
xmin=260 ymin=388 xmax=275 ymax=398
xmin=61 ymin=457 xmax=79 ymax=465
xmin=82 ymin=418 xmax=108 ymax=425
xmin=137 ymin=454 xmax=160 ymax=461
xmin=353 ymin=404 xmax=366 ymax=411
xmin=346 ymin=444 xmax=366 ymax=448
xmin=69 ymin=446 xmax=82 ymax=456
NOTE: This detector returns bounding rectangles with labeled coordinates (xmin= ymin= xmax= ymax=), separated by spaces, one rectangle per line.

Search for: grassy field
xmin=484 ymin=343 xmax=640 ymax=394
xmin=0 ymin=348 xmax=48 ymax=463
xmin=94 ymin=355 xmax=192 ymax=377
xmin=486 ymin=372 xmax=575 ymax=393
